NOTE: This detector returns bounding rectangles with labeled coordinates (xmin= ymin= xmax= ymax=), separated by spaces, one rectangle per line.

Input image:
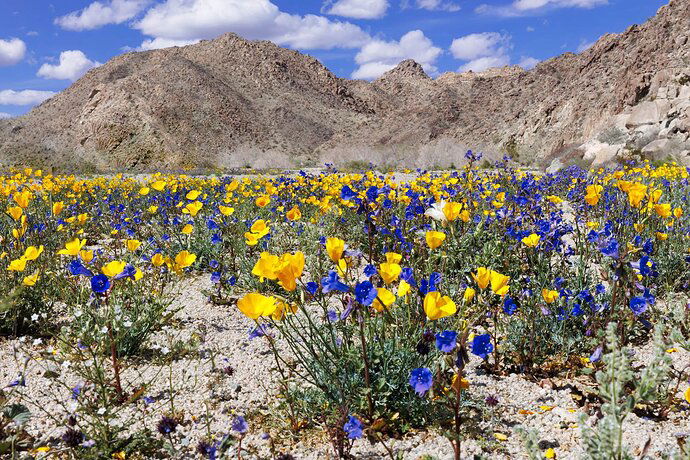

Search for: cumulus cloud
xmin=0 ymin=38 xmax=27 ymax=67
xmin=56 ymin=0 xmax=151 ymax=31
xmin=37 ymin=50 xmax=102 ymax=81
xmin=324 ymin=0 xmax=389 ymax=19
xmin=0 ymin=112 xmax=13 ymax=119
xmin=352 ymin=29 xmax=442 ymax=80
xmin=406 ymin=0 xmax=461 ymax=12
xmin=138 ymin=37 xmax=200 ymax=51
xmin=476 ymin=0 xmax=607 ymax=16
xmin=0 ymin=90 xmax=56 ymax=106
xmin=134 ymin=0 xmax=370 ymax=50
xmin=450 ymin=32 xmax=514 ymax=72
xmin=518 ymin=55 xmax=540 ymax=69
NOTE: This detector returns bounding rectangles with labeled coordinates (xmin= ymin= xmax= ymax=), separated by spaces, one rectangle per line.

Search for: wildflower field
xmin=1 ymin=159 xmax=690 ymax=459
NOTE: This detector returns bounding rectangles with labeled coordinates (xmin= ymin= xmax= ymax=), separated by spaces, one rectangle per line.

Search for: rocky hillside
xmin=0 ymin=0 xmax=688 ymax=171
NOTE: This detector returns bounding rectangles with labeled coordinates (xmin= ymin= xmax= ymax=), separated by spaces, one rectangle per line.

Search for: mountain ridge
xmin=1 ymin=0 xmax=689 ymax=171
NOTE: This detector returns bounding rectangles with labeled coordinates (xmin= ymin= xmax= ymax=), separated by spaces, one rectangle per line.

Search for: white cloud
xmin=324 ymin=0 xmax=389 ymax=19
xmin=0 ymin=90 xmax=56 ymax=106
xmin=37 ymin=50 xmax=102 ymax=81
xmin=135 ymin=0 xmax=370 ymax=50
xmin=451 ymin=32 xmax=512 ymax=73
xmin=450 ymin=32 xmax=509 ymax=60
xmin=476 ymin=0 xmax=607 ymax=16
xmin=0 ymin=38 xmax=27 ymax=67
xmin=576 ymin=38 xmax=595 ymax=52
xmin=138 ymin=37 xmax=200 ymax=50
xmin=518 ymin=55 xmax=539 ymax=69
xmin=0 ymin=112 xmax=13 ymax=119
xmin=413 ymin=0 xmax=461 ymax=11
xmin=526 ymin=26 xmax=535 ymax=32
xmin=458 ymin=55 xmax=510 ymax=72
xmin=352 ymin=29 xmax=442 ymax=80
xmin=56 ymin=0 xmax=150 ymax=31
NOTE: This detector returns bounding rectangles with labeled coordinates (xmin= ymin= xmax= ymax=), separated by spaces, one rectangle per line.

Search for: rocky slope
xmin=0 ymin=0 xmax=688 ymax=171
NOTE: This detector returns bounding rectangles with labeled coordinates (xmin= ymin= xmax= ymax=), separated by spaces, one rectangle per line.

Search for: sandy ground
xmin=1 ymin=277 xmax=689 ymax=459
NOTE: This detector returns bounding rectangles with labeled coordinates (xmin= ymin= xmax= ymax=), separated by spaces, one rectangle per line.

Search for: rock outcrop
xmin=0 ymin=0 xmax=688 ymax=171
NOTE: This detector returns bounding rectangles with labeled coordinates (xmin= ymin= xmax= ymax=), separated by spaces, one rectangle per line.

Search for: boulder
xmin=641 ymin=138 xmax=674 ymax=159
xmin=581 ymin=140 xmax=622 ymax=166
xmin=625 ymin=101 xmax=670 ymax=128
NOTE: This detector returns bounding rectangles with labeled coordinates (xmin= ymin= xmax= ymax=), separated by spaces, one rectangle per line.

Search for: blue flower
xmin=91 ymin=274 xmax=111 ymax=294
xmin=341 ymin=186 xmax=357 ymax=201
xmin=600 ymin=239 xmax=619 ymax=259
xmin=321 ymin=271 xmax=349 ymax=294
xmin=232 ymin=416 xmax=248 ymax=434
xmin=343 ymin=416 xmax=363 ymax=439
xmin=502 ymin=297 xmax=518 ymax=316
xmin=354 ymin=281 xmax=378 ymax=306
xmin=629 ymin=296 xmax=648 ymax=316
xmin=210 ymin=272 xmax=221 ymax=283
xmin=409 ymin=367 xmax=433 ymax=396
xmin=114 ymin=264 xmax=136 ymax=280
xmin=68 ymin=259 xmax=93 ymax=277
xmin=305 ymin=281 xmax=319 ymax=295
xmin=435 ymin=331 xmax=457 ymax=353
xmin=589 ymin=346 xmax=603 ymax=362
xmin=470 ymin=334 xmax=493 ymax=360
xmin=363 ymin=264 xmax=377 ymax=277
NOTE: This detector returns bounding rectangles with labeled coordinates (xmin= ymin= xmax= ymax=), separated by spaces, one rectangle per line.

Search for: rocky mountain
xmin=0 ymin=0 xmax=689 ymax=171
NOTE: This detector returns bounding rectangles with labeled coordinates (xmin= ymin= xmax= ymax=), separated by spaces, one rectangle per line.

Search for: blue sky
xmin=0 ymin=0 xmax=667 ymax=117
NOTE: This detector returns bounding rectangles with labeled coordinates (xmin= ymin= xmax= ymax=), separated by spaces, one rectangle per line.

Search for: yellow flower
xmin=174 ymin=250 xmax=197 ymax=269
xmin=379 ymin=262 xmax=402 ymax=284
xmin=151 ymin=180 xmax=166 ymax=191
xmin=7 ymin=258 xmax=27 ymax=272
xmin=272 ymin=300 xmax=298 ymax=321
xmin=13 ymin=190 xmax=31 ymax=208
xmin=255 ymin=195 xmax=271 ymax=207
xmin=23 ymin=245 xmax=44 ymax=261
xmin=250 ymin=219 xmax=270 ymax=237
xmin=489 ymin=271 xmax=510 ymax=296
xmin=463 ymin=287 xmax=476 ymax=303
xmin=237 ymin=293 xmax=277 ymax=320
xmin=183 ymin=201 xmax=203 ymax=217
xmin=542 ymin=288 xmax=560 ymax=304
xmin=546 ymin=195 xmax=563 ymax=204
xmin=80 ymin=250 xmax=94 ymax=263
xmin=52 ymin=201 xmax=64 ymax=215
xmin=186 ymin=190 xmax=201 ymax=200
xmin=126 ymin=239 xmax=141 ymax=251
xmin=627 ymin=183 xmax=647 ymax=208
xmin=584 ymin=184 xmax=603 ymax=206
xmin=245 ymin=231 xmax=261 ymax=246
xmin=545 ymin=448 xmax=556 ymax=459
xmin=219 ymin=205 xmax=235 ymax=216
xmin=181 ymin=224 xmax=193 ymax=234
xmin=673 ymin=207 xmax=683 ymax=218
xmin=326 ymin=237 xmax=345 ymax=263
xmin=451 ymin=373 xmax=470 ymax=392
xmin=58 ymin=238 xmax=87 ymax=256
xmin=151 ymin=253 xmax=165 ymax=267
xmin=139 ymin=187 xmax=150 ymax=196
xmin=23 ymin=272 xmax=39 ymax=286
xmin=372 ymin=287 xmax=396 ymax=312
xmin=473 ymin=267 xmax=491 ymax=290
xmin=148 ymin=205 xmax=158 ymax=214
xmin=684 ymin=387 xmax=690 ymax=404
xmin=654 ymin=203 xmax=671 ymax=218
xmin=277 ymin=252 xmax=305 ymax=291
xmin=286 ymin=205 xmax=302 ymax=221
xmin=423 ymin=291 xmax=457 ymax=320
xmin=443 ymin=202 xmax=463 ymax=221
xmin=521 ymin=233 xmax=540 ymax=248
xmin=656 ymin=232 xmax=668 ymax=241
xmin=102 ymin=260 xmax=127 ymax=278
xmin=425 ymin=230 xmax=446 ymax=249
xmin=112 ymin=451 xmax=126 ymax=460
xmin=6 ymin=206 xmax=23 ymax=221
xmin=397 ymin=280 xmax=411 ymax=297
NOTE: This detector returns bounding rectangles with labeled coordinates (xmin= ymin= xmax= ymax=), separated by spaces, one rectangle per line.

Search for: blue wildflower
xmin=435 ymin=331 xmax=457 ymax=353
xmin=409 ymin=367 xmax=433 ymax=396
xmin=470 ymin=334 xmax=493 ymax=360
xmin=343 ymin=416 xmax=364 ymax=439
xmin=354 ymin=281 xmax=378 ymax=306
xmin=321 ymin=271 xmax=349 ymax=294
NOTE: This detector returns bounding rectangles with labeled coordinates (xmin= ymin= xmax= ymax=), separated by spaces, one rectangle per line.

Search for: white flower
xmin=424 ymin=201 xmax=447 ymax=222
xmin=31 ymin=314 xmax=39 ymax=322
xmin=97 ymin=408 xmax=106 ymax=415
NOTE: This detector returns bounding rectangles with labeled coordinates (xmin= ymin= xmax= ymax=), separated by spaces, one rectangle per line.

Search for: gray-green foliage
xmin=579 ymin=323 xmax=671 ymax=460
